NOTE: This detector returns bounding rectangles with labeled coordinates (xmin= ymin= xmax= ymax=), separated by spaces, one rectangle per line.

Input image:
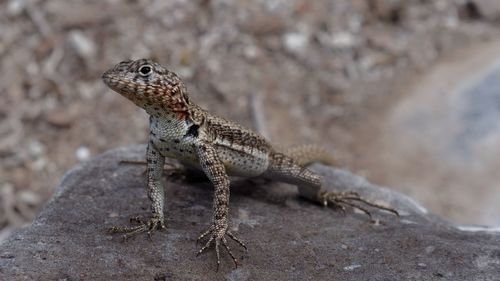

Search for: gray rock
xmin=1 ymin=145 xmax=499 ymax=280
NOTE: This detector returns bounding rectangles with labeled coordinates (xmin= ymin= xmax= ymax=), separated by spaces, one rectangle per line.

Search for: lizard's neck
xmin=144 ymin=104 xmax=188 ymax=121
xmin=147 ymin=104 xmax=201 ymax=135
xmin=121 ymin=87 xmax=192 ymax=121
xmin=149 ymin=110 xmax=190 ymax=138
xmin=144 ymin=106 xmax=168 ymax=118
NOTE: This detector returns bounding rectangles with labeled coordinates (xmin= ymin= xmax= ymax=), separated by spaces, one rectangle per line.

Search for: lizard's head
xmin=102 ymin=59 xmax=190 ymax=118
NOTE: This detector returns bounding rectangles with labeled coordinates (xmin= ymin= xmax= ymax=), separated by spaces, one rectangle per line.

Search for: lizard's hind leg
xmin=263 ymin=151 xmax=399 ymax=219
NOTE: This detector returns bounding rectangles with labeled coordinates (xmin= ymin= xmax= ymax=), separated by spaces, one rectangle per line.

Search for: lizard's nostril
xmin=101 ymin=71 xmax=108 ymax=81
xmin=101 ymin=70 xmax=112 ymax=82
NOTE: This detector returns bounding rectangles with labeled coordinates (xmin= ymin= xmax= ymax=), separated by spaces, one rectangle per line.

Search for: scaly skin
xmin=102 ymin=59 xmax=398 ymax=270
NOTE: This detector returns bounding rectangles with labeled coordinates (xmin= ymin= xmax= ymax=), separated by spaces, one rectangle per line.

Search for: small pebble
xmin=425 ymin=246 xmax=435 ymax=254
xmin=418 ymin=263 xmax=427 ymax=268
xmin=283 ymin=32 xmax=308 ymax=53
xmin=330 ymin=32 xmax=356 ymax=49
xmin=343 ymin=264 xmax=361 ymax=271
xmin=68 ymin=30 xmax=96 ymax=59
xmin=76 ymin=146 xmax=91 ymax=161
xmin=28 ymin=140 xmax=45 ymax=157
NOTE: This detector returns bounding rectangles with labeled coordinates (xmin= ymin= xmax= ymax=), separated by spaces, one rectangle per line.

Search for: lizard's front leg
xmin=109 ymin=140 xmax=166 ymax=239
xmin=194 ymin=141 xmax=246 ymax=271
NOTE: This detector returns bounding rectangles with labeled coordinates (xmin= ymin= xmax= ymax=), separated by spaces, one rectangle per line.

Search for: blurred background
xmin=1 ymin=0 xmax=500 ymax=241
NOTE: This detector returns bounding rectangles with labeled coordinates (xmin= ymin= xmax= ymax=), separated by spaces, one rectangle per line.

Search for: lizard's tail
xmin=283 ymin=144 xmax=337 ymax=167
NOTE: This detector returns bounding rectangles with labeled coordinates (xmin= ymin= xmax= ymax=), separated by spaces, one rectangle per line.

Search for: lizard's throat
xmin=113 ymin=88 xmax=189 ymax=120
xmin=126 ymin=95 xmax=187 ymax=120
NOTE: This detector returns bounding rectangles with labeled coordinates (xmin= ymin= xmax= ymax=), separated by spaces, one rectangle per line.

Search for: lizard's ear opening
xmin=183 ymin=92 xmax=190 ymax=105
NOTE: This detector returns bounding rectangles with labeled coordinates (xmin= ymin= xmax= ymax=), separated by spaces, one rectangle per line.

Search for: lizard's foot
xmin=196 ymin=225 xmax=247 ymax=271
xmin=108 ymin=215 xmax=165 ymax=241
xmin=319 ymin=190 xmax=399 ymax=220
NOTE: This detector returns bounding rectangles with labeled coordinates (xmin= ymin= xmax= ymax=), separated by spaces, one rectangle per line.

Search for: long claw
xmin=122 ymin=225 xmax=148 ymax=241
xmin=321 ymin=190 xmax=399 ymax=219
xmin=338 ymin=204 xmax=346 ymax=214
xmin=227 ymin=231 xmax=247 ymax=250
xmin=123 ymin=229 xmax=141 ymax=241
xmin=197 ymin=226 xmax=213 ymax=243
xmin=222 ymin=237 xmax=238 ymax=269
xmin=108 ymin=224 xmax=143 ymax=234
xmin=108 ymin=216 xmax=164 ymax=241
xmin=197 ymin=236 xmax=214 ymax=256
xmin=342 ymin=196 xmax=399 ymax=217
xmin=196 ymin=226 xmax=246 ymax=270
xmin=215 ymin=239 xmax=221 ymax=272
xmin=337 ymin=199 xmax=373 ymax=220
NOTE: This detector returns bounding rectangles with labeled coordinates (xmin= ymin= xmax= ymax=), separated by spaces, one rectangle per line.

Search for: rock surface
xmin=1 ymin=146 xmax=499 ymax=280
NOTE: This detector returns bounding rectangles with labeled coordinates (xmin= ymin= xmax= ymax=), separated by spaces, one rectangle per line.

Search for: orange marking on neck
xmin=174 ymin=110 xmax=188 ymax=120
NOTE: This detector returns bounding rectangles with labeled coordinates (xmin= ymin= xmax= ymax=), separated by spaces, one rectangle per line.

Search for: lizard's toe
xmin=108 ymin=215 xmax=165 ymax=240
xmin=196 ymin=226 xmax=246 ymax=271
xmin=320 ymin=190 xmax=399 ymax=220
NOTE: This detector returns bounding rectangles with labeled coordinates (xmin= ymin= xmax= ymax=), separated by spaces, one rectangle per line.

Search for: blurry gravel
xmin=1 ymin=0 xmax=499 ymax=240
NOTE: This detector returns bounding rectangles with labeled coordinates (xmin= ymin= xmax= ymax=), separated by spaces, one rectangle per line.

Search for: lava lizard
xmin=102 ymin=59 xmax=398 ymax=270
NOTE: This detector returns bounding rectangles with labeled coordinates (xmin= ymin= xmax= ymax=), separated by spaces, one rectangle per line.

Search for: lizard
xmin=101 ymin=59 xmax=398 ymax=270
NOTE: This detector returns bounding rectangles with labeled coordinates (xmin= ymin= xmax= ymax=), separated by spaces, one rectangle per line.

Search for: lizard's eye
xmin=138 ymin=65 xmax=153 ymax=76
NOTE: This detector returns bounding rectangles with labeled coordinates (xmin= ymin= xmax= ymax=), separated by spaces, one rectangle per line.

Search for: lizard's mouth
xmin=101 ymin=71 xmax=124 ymax=92
xmin=101 ymin=69 xmax=133 ymax=95
xmin=101 ymin=70 xmax=113 ymax=86
xmin=102 ymin=64 xmax=152 ymax=108
xmin=101 ymin=70 xmax=117 ymax=86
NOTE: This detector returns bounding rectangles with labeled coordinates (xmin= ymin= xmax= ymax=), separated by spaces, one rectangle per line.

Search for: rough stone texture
xmin=1 ymin=146 xmax=499 ymax=280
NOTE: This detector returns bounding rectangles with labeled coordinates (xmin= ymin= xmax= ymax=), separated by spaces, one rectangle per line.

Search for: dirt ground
xmin=1 ymin=0 xmax=500 ymax=237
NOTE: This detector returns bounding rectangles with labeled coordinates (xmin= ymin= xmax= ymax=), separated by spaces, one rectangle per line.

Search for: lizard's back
xmin=197 ymin=107 xmax=272 ymax=177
